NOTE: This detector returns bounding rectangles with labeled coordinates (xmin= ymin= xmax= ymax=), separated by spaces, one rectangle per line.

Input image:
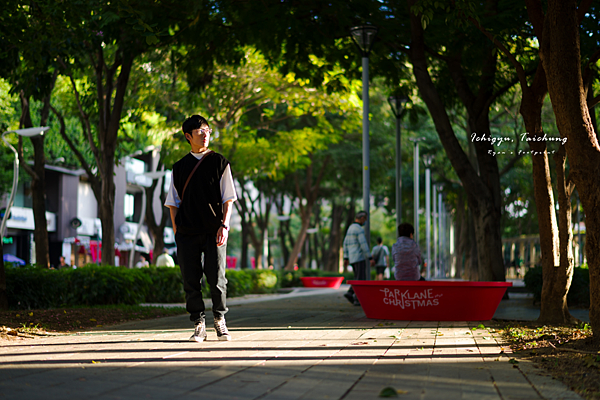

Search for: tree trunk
xmin=0 ymin=243 xmax=7 ymax=310
xmin=144 ymin=176 xmax=170 ymax=259
xmin=241 ymin=225 xmax=249 ymax=269
xmin=466 ymin=209 xmax=479 ymax=281
xmin=409 ymin=5 xmax=505 ymax=281
xmin=454 ymin=190 xmax=467 ymax=278
xmin=278 ymin=218 xmax=290 ymax=265
xmin=285 ymin=216 xmax=310 ymax=271
xmin=540 ymin=0 xmax=600 ymax=340
xmin=18 ymin=92 xmax=51 ymax=268
xmin=284 ymin=156 xmax=329 ymax=271
xmin=519 ymin=65 xmax=576 ymax=324
xmin=99 ymin=151 xmax=116 ymax=266
xmin=324 ymin=201 xmax=344 ymax=272
xmin=538 ymin=145 xmax=578 ymax=324
xmin=30 ymin=135 xmax=50 ymax=268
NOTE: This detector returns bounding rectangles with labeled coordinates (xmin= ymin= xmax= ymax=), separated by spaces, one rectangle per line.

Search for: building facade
xmin=2 ymin=149 xmax=175 ymax=268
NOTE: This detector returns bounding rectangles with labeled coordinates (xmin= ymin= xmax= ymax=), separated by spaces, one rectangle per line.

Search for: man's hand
xmin=217 ymin=226 xmax=229 ymax=247
xmin=343 ymin=259 xmax=349 ymax=268
xmin=370 ymin=259 xmax=375 ymax=267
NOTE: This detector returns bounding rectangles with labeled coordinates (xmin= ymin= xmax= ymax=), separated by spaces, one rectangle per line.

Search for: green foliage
xmin=5 ymin=265 xmax=183 ymax=309
xmin=246 ymin=270 xmax=280 ymax=294
xmin=524 ymin=266 xmax=590 ymax=307
xmin=143 ymin=267 xmax=185 ymax=303
xmin=222 ymin=269 xmax=253 ymax=298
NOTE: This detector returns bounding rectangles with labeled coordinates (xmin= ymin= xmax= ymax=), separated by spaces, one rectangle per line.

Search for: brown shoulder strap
xmin=181 ymin=151 xmax=214 ymax=201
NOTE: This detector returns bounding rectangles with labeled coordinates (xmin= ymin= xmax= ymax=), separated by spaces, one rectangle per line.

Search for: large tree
xmin=540 ymin=0 xmax=600 ymax=341
xmin=462 ymin=0 xmax=578 ymax=323
xmin=404 ymin=0 xmax=510 ymax=281
xmin=47 ymin=0 xmax=250 ymax=265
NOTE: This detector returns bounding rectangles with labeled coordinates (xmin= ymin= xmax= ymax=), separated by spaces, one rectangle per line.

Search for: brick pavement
xmin=0 ymin=287 xmax=582 ymax=400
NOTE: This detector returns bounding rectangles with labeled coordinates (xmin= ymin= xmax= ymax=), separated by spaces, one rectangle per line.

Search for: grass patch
xmin=0 ymin=304 xmax=186 ymax=337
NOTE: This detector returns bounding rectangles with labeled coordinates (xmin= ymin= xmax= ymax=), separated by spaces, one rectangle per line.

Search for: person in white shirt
xmin=155 ymin=248 xmax=175 ymax=267
xmin=135 ymin=255 xmax=149 ymax=268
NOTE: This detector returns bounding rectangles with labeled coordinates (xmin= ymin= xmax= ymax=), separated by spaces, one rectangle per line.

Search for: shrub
xmin=247 ymin=270 xmax=280 ymax=294
xmin=224 ymin=269 xmax=253 ymax=297
xmin=6 ymin=265 xmax=170 ymax=309
xmin=143 ymin=267 xmax=185 ymax=303
xmin=523 ymin=265 xmax=590 ymax=307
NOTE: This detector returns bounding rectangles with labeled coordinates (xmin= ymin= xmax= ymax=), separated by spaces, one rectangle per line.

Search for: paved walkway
xmin=0 ymin=287 xmax=583 ymax=400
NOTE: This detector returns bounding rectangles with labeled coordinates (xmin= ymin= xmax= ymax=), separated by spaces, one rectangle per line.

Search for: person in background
xmin=371 ymin=237 xmax=389 ymax=281
xmin=156 ymin=248 xmax=176 ymax=267
xmin=392 ymin=223 xmax=425 ymax=281
xmin=58 ymin=256 xmax=69 ymax=270
xmin=342 ymin=211 xmax=375 ymax=305
xmin=135 ymin=255 xmax=150 ymax=268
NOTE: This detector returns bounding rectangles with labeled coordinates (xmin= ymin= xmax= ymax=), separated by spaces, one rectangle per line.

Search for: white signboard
xmin=6 ymin=206 xmax=56 ymax=232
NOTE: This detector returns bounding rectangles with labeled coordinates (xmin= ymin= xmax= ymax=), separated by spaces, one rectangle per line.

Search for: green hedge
xmin=6 ymin=265 xmax=350 ymax=310
xmin=523 ymin=265 xmax=590 ymax=307
xmin=6 ymin=265 xmax=181 ymax=310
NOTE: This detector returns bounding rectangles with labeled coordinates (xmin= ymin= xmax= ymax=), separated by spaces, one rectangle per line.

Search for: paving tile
xmin=0 ymin=288 xmax=584 ymax=400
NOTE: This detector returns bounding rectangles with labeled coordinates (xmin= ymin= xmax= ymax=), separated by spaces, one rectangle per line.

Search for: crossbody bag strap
xmin=181 ymin=150 xmax=214 ymax=201
xmin=372 ymin=246 xmax=382 ymax=263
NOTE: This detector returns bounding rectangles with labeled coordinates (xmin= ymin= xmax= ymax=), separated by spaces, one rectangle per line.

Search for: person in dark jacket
xmin=165 ymin=115 xmax=237 ymax=342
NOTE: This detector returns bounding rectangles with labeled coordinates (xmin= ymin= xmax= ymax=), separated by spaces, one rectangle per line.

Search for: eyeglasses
xmin=199 ymin=128 xmax=212 ymax=135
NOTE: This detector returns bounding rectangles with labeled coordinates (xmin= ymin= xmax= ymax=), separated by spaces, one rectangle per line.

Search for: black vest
xmin=172 ymin=152 xmax=230 ymax=236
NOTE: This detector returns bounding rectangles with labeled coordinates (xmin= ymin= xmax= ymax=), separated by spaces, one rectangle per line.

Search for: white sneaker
xmin=214 ymin=317 xmax=232 ymax=341
xmin=189 ymin=319 xmax=207 ymax=342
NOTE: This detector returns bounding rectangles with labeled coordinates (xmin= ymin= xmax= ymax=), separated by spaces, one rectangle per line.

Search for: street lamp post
xmin=1 ymin=127 xmax=50 ymax=241
xmin=350 ymin=24 xmax=378 ymax=253
xmin=409 ymin=137 xmax=425 ymax=246
xmin=423 ymin=155 xmax=433 ymax=279
xmin=432 ymin=183 xmax=438 ymax=277
xmin=437 ymin=185 xmax=444 ymax=276
xmin=388 ymin=94 xmax=409 ymax=230
xmin=128 ymin=170 xmax=168 ymax=269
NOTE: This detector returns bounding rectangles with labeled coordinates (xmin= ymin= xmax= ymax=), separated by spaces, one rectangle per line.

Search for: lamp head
xmin=143 ymin=171 xmax=168 ymax=180
xmin=350 ymin=25 xmax=379 ymax=56
xmin=423 ymin=154 xmax=434 ymax=167
xmin=388 ymin=94 xmax=409 ymax=118
xmin=8 ymin=127 xmax=50 ymax=137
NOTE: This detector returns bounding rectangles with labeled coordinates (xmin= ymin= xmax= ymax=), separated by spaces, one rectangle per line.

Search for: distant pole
xmin=350 ymin=27 xmax=378 ymax=244
xmin=350 ymin=24 xmax=378 ymax=280
xmin=577 ymin=194 xmax=582 ymax=265
xmin=388 ymin=94 xmax=409 ymax=230
xmin=409 ymin=138 xmax=425 ymax=246
xmin=424 ymin=155 xmax=433 ymax=279
xmin=438 ymin=187 xmax=444 ymax=276
xmin=432 ymin=184 xmax=438 ymax=277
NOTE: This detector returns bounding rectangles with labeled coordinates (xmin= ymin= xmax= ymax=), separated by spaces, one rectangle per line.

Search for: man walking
xmin=165 ymin=115 xmax=237 ymax=342
xmin=342 ymin=211 xmax=375 ymax=305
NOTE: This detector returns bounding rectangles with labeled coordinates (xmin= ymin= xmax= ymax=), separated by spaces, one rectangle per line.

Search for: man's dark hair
xmin=182 ymin=115 xmax=209 ymax=143
xmin=397 ymin=222 xmax=414 ymax=238
xmin=355 ymin=210 xmax=368 ymax=219
xmin=376 ymin=237 xmax=383 ymax=244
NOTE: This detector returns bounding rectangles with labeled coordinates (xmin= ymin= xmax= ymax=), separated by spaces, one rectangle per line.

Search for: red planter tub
xmin=348 ymin=280 xmax=512 ymax=321
xmin=301 ymin=276 xmax=345 ymax=289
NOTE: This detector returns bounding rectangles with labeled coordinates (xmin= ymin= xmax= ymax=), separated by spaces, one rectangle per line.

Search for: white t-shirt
xmin=164 ymin=149 xmax=237 ymax=208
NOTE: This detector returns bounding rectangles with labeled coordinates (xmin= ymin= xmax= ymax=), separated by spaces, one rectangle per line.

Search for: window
xmin=124 ymin=193 xmax=135 ymax=222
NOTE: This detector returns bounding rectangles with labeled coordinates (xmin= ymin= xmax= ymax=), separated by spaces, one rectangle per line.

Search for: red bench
xmin=300 ymin=276 xmax=345 ymax=289
xmin=348 ymin=280 xmax=512 ymax=321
